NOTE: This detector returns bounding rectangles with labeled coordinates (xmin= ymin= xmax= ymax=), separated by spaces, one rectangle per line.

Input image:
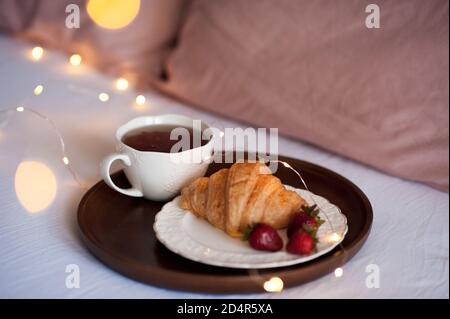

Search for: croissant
xmin=180 ymin=162 xmax=306 ymax=237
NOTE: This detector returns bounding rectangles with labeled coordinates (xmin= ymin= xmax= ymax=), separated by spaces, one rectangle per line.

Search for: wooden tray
xmin=77 ymin=154 xmax=373 ymax=293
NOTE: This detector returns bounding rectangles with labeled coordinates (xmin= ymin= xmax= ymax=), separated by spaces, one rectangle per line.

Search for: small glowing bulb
xmin=281 ymin=161 xmax=291 ymax=168
xmin=33 ymin=85 xmax=44 ymax=96
xmin=135 ymin=94 xmax=146 ymax=105
xmin=16 ymin=106 xmax=24 ymax=112
xmin=98 ymin=93 xmax=109 ymax=102
xmin=263 ymin=277 xmax=284 ymax=292
xmin=62 ymin=157 xmax=70 ymax=165
xmin=329 ymin=232 xmax=341 ymax=243
xmin=334 ymin=267 xmax=343 ymax=278
xmin=115 ymin=78 xmax=129 ymax=91
xmin=31 ymin=46 xmax=44 ymax=60
xmin=69 ymin=54 xmax=82 ymax=66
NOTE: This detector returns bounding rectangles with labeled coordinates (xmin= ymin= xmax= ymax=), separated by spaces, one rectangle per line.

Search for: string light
xmin=10 ymin=68 xmax=348 ymax=287
xmin=115 ymin=78 xmax=129 ymax=91
xmin=273 ymin=160 xmax=311 ymax=192
xmin=334 ymin=267 xmax=343 ymax=278
xmin=15 ymin=161 xmax=57 ymax=213
xmin=34 ymin=85 xmax=44 ymax=96
xmin=98 ymin=92 xmax=110 ymax=102
xmin=271 ymin=159 xmax=344 ymax=235
xmin=135 ymin=94 xmax=146 ymax=105
xmin=86 ymin=0 xmax=141 ymax=30
xmin=268 ymin=158 xmax=349 ymax=282
xmin=2 ymin=53 xmax=153 ymax=203
xmin=31 ymin=46 xmax=44 ymax=61
xmin=0 ymin=106 xmax=85 ymax=189
xmin=329 ymin=232 xmax=341 ymax=243
xmin=6 ymin=71 xmax=349 ymax=285
xmin=263 ymin=277 xmax=284 ymax=292
xmin=69 ymin=54 xmax=82 ymax=66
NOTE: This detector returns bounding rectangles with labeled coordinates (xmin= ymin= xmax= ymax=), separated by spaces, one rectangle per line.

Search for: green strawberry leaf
xmin=242 ymin=227 xmax=253 ymax=241
xmin=302 ymin=224 xmax=313 ymax=234
xmin=302 ymin=204 xmax=320 ymax=217
xmin=317 ymin=218 xmax=325 ymax=226
xmin=301 ymin=224 xmax=320 ymax=245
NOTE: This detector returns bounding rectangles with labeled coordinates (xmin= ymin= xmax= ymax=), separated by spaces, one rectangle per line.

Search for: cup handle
xmin=100 ymin=153 xmax=143 ymax=197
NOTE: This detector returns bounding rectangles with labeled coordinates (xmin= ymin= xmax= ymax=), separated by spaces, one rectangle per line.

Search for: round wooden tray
xmin=77 ymin=154 xmax=373 ymax=293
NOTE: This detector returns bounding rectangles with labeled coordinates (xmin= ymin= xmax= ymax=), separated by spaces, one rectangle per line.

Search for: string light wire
xmin=6 ymin=45 xmax=346 ymax=288
xmin=270 ymin=159 xmax=349 ymax=275
xmin=0 ymin=106 xmax=86 ymax=189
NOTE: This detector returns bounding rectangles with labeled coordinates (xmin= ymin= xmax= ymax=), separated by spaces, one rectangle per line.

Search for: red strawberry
xmin=303 ymin=215 xmax=319 ymax=232
xmin=287 ymin=211 xmax=309 ymax=238
xmin=287 ymin=205 xmax=323 ymax=238
xmin=286 ymin=229 xmax=315 ymax=255
xmin=247 ymin=223 xmax=283 ymax=252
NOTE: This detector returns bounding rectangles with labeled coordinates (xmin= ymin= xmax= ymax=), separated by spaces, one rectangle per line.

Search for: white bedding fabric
xmin=0 ymin=36 xmax=448 ymax=298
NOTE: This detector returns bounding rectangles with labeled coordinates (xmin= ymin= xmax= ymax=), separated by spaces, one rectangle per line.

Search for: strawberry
xmin=303 ymin=215 xmax=319 ymax=232
xmin=247 ymin=223 xmax=283 ymax=252
xmin=287 ymin=204 xmax=324 ymax=237
xmin=286 ymin=229 xmax=316 ymax=255
xmin=287 ymin=211 xmax=309 ymax=238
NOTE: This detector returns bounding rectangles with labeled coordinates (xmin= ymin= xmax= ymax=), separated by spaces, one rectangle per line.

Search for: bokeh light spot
xmin=69 ymin=54 xmax=82 ymax=66
xmin=263 ymin=277 xmax=284 ymax=292
xmin=87 ymin=0 xmax=140 ymax=30
xmin=15 ymin=161 xmax=57 ymax=213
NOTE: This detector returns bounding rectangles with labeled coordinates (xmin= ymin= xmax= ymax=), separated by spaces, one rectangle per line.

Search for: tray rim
xmin=77 ymin=155 xmax=373 ymax=293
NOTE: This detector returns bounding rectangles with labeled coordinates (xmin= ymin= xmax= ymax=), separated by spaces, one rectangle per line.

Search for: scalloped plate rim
xmin=154 ymin=187 xmax=348 ymax=269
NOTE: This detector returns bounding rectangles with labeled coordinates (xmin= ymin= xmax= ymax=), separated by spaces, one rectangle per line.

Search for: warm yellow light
xmin=135 ymin=95 xmax=146 ymax=105
xmin=34 ymin=85 xmax=44 ymax=96
xmin=263 ymin=277 xmax=284 ymax=292
xmin=98 ymin=93 xmax=110 ymax=102
xmin=31 ymin=46 xmax=44 ymax=61
xmin=15 ymin=161 xmax=57 ymax=213
xmin=334 ymin=267 xmax=343 ymax=278
xmin=116 ymin=78 xmax=129 ymax=91
xmin=329 ymin=232 xmax=341 ymax=243
xmin=69 ymin=54 xmax=82 ymax=66
xmin=87 ymin=0 xmax=140 ymax=30
xmin=16 ymin=106 xmax=24 ymax=112
xmin=62 ymin=157 xmax=70 ymax=165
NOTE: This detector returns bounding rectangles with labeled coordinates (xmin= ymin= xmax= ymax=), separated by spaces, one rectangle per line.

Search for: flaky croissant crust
xmin=180 ymin=162 xmax=306 ymax=237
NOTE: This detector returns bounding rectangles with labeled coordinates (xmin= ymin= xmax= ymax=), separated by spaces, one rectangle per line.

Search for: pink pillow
xmin=159 ymin=0 xmax=449 ymax=191
xmin=0 ymin=0 xmax=187 ymax=83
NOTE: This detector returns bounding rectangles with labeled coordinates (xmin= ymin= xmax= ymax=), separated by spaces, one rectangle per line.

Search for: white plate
xmin=154 ymin=187 xmax=348 ymax=269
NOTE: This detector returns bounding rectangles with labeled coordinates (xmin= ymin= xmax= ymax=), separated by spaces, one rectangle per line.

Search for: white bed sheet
xmin=0 ymin=36 xmax=448 ymax=298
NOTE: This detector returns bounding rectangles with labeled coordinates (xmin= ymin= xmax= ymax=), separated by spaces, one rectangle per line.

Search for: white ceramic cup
xmin=100 ymin=114 xmax=216 ymax=201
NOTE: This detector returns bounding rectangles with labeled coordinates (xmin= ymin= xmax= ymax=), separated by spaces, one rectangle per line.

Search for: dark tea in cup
xmin=122 ymin=124 xmax=209 ymax=153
